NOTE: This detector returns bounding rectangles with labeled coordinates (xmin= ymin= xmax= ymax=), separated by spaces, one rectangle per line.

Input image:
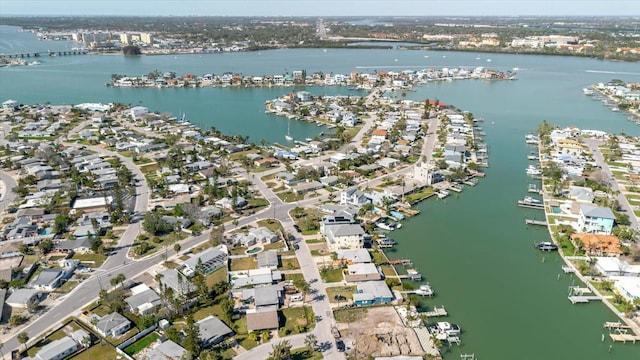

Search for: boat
xmin=583 ymin=88 xmax=594 ymax=95
xmin=429 ymin=322 xmax=461 ymax=338
xmin=437 ymin=190 xmax=450 ymax=199
xmin=285 ymin=119 xmax=293 ymax=141
xmin=525 ymin=134 xmax=539 ymax=145
xmin=526 ymin=165 xmax=542 ymax=176
xmin=527 ymin=153 xmax=539 ymax=160
xmin=522 ymin=196 xmax=541 ymax=204
xmin=414 ymin=284 xmax=434 ymax=296
xmin=535 ymin=242 xmax=558 ymax=251
xmin=486 ymin=59 xmax=492 ymax=62
xmin=305 ymin=137 xmax=313 ymax=142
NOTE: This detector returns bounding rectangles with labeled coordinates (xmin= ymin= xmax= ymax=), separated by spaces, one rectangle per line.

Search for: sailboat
xmin=285 ymin=119 xmax=293 ymax=141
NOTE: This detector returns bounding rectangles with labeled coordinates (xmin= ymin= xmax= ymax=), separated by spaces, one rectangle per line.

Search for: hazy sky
xmin=1 ymin=0 xmax=638 ymax=17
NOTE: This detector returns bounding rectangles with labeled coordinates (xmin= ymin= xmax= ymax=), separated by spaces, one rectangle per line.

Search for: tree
xmin=17 ymin=332 xmax=29 ymax=353
xmin=304 ymin=333 xmax=318 ymax=350
xmin=261 ymin=330 xmax=271 ymax=343
xmin=220 ymin=297 xmax=234 ymax=323
xmin=53 ymin=214 xmax=71 ymax=235
xmin=123 ymin=45 xmax=142 ymax=55
xmin=89 ymin=235 xmax=103 ymax=253
xmin=210 ymin=225 xmax=224 ymax=246
xmin=174 ymin=243 xmax=182 ymax=253
xmin=110 ymin=273 xmax=126 ymax=289
xmin=268 ymin=340 xmax=292 ymax=360
xmin=38 ymin=238 xmax=54 ymax=254
xmin=143 ymin=212 xmax=173 ymax=236
xmin=9 ymin=315 xmax=25 ymax=327
xmin=183 ymin=315 xmax=201 ymax=357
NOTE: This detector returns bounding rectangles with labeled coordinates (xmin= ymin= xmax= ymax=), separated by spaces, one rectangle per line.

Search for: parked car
xmin=335 ymin=339 xmax=345 ymax=352
xmin=331 ymin=326 xmax=341 ymax=338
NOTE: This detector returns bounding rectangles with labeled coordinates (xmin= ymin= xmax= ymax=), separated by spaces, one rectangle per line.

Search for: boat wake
xmin=585 ymin=70 xmax=640 ymax=76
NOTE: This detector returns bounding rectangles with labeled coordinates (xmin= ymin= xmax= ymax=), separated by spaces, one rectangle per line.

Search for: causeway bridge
xmin=1 ymin=50 xmax=88 ymax=58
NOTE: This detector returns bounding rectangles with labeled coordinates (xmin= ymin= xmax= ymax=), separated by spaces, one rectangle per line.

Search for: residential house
xmin=6 ymin=288 xmax=41 ymax=308
xmin=54 ymin=238 xmax=92 ymax=254
xmin=340 ymin=188 xmax=370 ymax=206
xmin=232 ymin=268 xmax=282 ymax=288
xmin=291 ymin=180 xmax=323 ymax=195
xmin=181 ymin=245 xmax=228 ymax=277
xmin=568 ymin=186 xmax=595 ymax=203
xmin=257 ymin=250 xmax=279 ymax=270
xmin=594 ymin=257 xmax=640 ymax=277
xmin=95 ymin=312 xmax=131 ymax=337
xmin=336 ymin=249 xmax=372 ymax=264
xmin=611 ymin=276 xmax=640 ymax=303
xmin=31 ymin=336 xmax=80 ymax=360
xmin=377 ymin=158 xmax=400 ymax=169
xmin=353 ymin=280 xmax=393 ymax=306
xmin=31 ymin=268 xmax=69 ymax=291
xmin=72 ymin=196 xmax=112 ymax=214
xmin=577 ymin=204 xmax=615 ymax=235
xmin=231 ymin=227 xmax=278 ymax=248
xmin=125 ymin=284 xmax=162 ymax=315
xmin=148 ymin=340 xmax=188 ymax=360
xmin=320 ymin=215 xmax=356 ymax=235
xmin=325 ymin=224 xmax=365 ymax=250
xmin=246 ymin=306 xmax=279 ymax=333
xmin=345 ymin=263 xmax=382 ymax=282
xmin=371 ymin=129 xmax=388 ymax=142
xmin=196 ymin=315 xmax=234 ymax=348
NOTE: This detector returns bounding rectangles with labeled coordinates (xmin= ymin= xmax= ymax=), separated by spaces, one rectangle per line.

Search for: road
xmin=0 ymin=170 xmax=17 ymax=213
xmin=583 ymin=138 xmax=639 ymax=231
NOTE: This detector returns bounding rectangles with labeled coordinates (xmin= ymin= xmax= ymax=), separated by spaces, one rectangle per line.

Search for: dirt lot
xmin=337 ymin=306 xmax=424 ymax=359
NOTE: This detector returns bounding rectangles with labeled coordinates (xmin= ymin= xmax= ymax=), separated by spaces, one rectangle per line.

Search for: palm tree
xmin=269 ymin=340 xmax=292 ymax=360
xmin=17 ymin=332 xmax=29 ymax=353
xmin=304 ymin=333 xmax=318 ymax=350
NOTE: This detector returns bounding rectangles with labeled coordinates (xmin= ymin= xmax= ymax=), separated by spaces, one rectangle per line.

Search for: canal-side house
xmin=353 ymin=280 xmax=394 ymax=306
xmin=325 ymin=223 xmax=365 ymax=250
xmin=567 ymin=186 xmax=595 ymax=203
xmin=344 ymin=263 xmax=383 ymax=282
xmin=576 ymin=204 xmax=615 ymax=235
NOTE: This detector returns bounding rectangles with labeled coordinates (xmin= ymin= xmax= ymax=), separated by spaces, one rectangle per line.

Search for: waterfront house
xmin=340 ymin=188 xmax=370 ymax=206
xmin=577 ymin=204 xmax=615 ymax=235
xmin=570 ymin=233 xmax=622 ymax=257
xmin=567 ymin=186 xmax=595 ymax=203
xmin=325 ymin=223 xmax=365 ymax=250
xmin=320 ymin=215 xmax=356 ymax=236
xmin=2 ymin=99 xmax=18 ymax=111
xmin=95 ymin=312 xmax=131 ymax=337
xmin=196 ymin=315 xmax=234 ymax=348
xmin=345 ymin=263 xmax=382 ymax=282
xmin=353 ymin=280 xmax=393 ymax=306
xmin=336 ymin=249 xmax=372 ymax=264
xmin=611 ymin=276 xmax=640 ymax=303
xmin=594 ymin=257 xmax=640 ymax=277
xmin=125 ymin=284 xmax=162 ymax=315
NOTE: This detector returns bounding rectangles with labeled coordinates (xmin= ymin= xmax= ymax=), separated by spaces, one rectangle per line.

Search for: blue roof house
xmin=577 ymin=204 xmax=615 ymax=235
xmin=353 ymin=280 xmax=393 ymax=306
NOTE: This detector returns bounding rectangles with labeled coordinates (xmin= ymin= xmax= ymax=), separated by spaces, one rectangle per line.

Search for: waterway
xmin=2 ymin=25 xmax=640 ymax=359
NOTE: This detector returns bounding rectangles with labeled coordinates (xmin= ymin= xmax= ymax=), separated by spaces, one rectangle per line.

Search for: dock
xmin=568 ymin=295 xmax=603 ymax=304
xmin=528 ymin=184 xmax=543 ymax=194
xmin=525 ymin=218 xmax=547 ymax=226
xmin=449 ymin=185 xmax=463 ymax=193
xmin=397 ymin=207 xmax=420 ymax=217
xmin=562 ymin=266 xmax=575 ymax=273
xmin=609 ymin=333 xmax=640 ymax=343
xmin=389 ymin=259 xmax=412 ymax=265
xmin=421 ymin=306 xmax=448 ymax=317
xmin=604 ymin=322 xmax=632 ymax=330
xmin=517 ymin=200 xmax=544 ymax=209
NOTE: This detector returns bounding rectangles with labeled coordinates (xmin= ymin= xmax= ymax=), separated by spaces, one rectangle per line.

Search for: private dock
xmin=525 ymin=218 xmax=547 ymax=226
xmin=528 ymin=183 xmax=543 ymax=194
xmin=397 ymin=207 xmax=420 ymax=217
xmin=604 ymin=322 xmax=632 ymax=330
xmin=449 ymin=184 xmax=463 ymax=193
xmin=421 ymin=306 xmax=448 ymax=317
xmin=517 ymin=200 xmax=544 ymax=209
xmin=389 ymin=259 xmax=412 ymax=265
xmin=609 ymin=333 xmax=640 ymax=343
xmin=569 ymin=295 xmax=603 ymax=304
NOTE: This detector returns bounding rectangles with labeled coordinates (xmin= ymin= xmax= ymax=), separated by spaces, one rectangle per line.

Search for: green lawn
xmin=230 ymin=257 xmax=258 ymax=271
xmin=236 ymin=334 xmax=259 ymax=350
xmin=263 ymin=241 xmax=286 ymax=251
xmin=257 ymin=219 xmax=284 ymax=234
xmin=405 ymin=187 xmax=436 ymax=205
xmin=72 ymin=253 xmax=107 ymax=267
xmin=278 ymin=258 xmax=300 ymax=271
xmin=371 ymin=250 xmax=388 ymax=265
xmin=301 ymin=229 xmax=319 ymax=235
xmin=291 ymin=346 xmax=324 ymax=360
xmin=278 ymin=307 xmax=315 ymax=337
xmin=334 ymin=307 xmax=368 ymax=323
xmin=276 ymin=191 xmax=305 ymax=202
xmin=230 ymin=246 xmax=249 ymax=255
xmin=72 ymin=343 xmax=119 ymax=360
xmin=53 ymin=279 xmax=80 ymax=294
xmin=124 ymin=332 xmax=159 ymax=355
xmin=206 ymin=267 xmax=228 ymax=288
xmin=192 ymin=303 xmax=224 ymax=322
xmin=305 ymin=238 xmax=324 ymax=244
xmin=284 ymin=273 xmax=305 ymax=282
xmin=320 ymin=268 xmax=344 ymax=283
xmin=326 ymin=286 xmax=355 ymax=303
xmin=380 ymin=265 xmax=397 ymax=277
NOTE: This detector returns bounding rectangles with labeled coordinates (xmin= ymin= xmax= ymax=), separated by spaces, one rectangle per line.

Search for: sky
xmin=0 ymin=0 xmax=638 ymax=17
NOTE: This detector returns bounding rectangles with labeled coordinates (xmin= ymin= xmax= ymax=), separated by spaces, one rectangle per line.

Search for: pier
xmin=0 ymin=50 xmax=87 ymax=58
xmin=388 ymin=259 xmax=412 ymax=265
xmin=528 ymin=183 xmax=543 ymax=194
xmin=421 ymin=306 xmax=448 ymax=317
xmin=568 ymin=286 xmax=603 ymax=303
xmin=525 ymin=218 xmax=547 ymax=226
xmin=561 ymin=266 xmax=575 ymax=273
xmin=517 ymin=200 xmax=544 ymax=209
xmin=604 ymin=322 xmax=632 ymax=330
xmin=609 ymin=333 xmax=640 ymax=343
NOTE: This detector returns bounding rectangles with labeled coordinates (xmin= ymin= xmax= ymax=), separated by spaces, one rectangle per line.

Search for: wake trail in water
xmin=585 ymin=70 xmax=640 ymax=76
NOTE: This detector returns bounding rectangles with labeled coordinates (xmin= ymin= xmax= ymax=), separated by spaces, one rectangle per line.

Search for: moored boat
xmin=535 ymin=242 xmax=558 ymax=251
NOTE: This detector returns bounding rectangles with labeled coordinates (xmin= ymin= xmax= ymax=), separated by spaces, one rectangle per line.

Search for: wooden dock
xmin=604 ymin=322 xmax=632 ymax=330
xmin=609 ymin=333 xmax=640 ymax=343
xmin=449 ymin=185 xmax=463 ymax=193
xmin=568 ymin=295 xmax=603 ymax=304
xmin=421 ymin=306 xmax=448 ymax=317
xmin=389 ymin=259 xmax=412 ymax=265
xmin=525 ymin=219 xmax=547 ymax=226
xmin=517 ymin=201 xmax=544 ymax=209
xmin=398 ymin=207 xmax=420 ymax=217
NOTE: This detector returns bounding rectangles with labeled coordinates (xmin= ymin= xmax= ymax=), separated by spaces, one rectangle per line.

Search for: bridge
xmin=1 ymin=50 xmax=88 ymax=58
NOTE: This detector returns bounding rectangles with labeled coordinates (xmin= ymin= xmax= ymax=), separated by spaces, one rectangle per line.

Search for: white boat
xmin=437 ymin=190 xmax=450 ymax=199
xmin=285 ymin=119 xmax=293 ymax=141
xmin=526 ymin=165 xmax=542 ymax=176
xmin=523 ymin=196 xmax=541 ymax=204
xmin=415 ymin=284 xmax=434 ymax=296
xmin=525 ymin=134 xmax=539 ymax=144
xmin=429 ymin=322 xmax=461 ymax=338
xmin=376 ymin=222 xmax=394 ymax=231
xmin=486 ymin=59 xmax=492 ymax=62
xmin=583 ymin=88 xmax=594 ymax=95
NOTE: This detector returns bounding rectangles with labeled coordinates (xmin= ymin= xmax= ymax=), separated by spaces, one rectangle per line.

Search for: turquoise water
xmin=2 ymin=25 xmax=640 ymax=359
